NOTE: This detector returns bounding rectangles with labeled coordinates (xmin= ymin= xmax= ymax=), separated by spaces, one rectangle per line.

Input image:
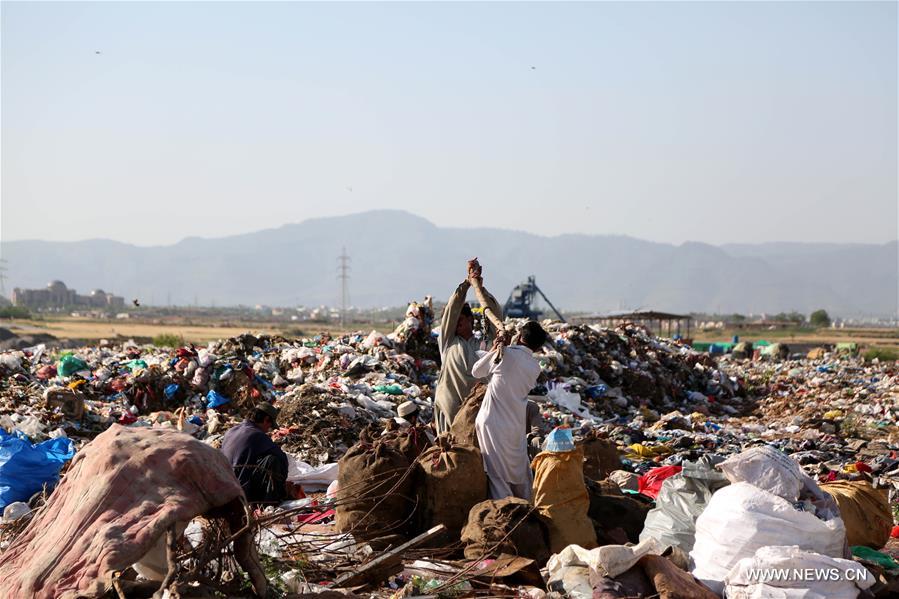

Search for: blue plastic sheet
xmin=543 ymin=427 xmax=575 ymax=452
xmin=206 ymin=390 xmax=230 ymax=409
xmin=0 ymin=430 xmax=75 ymax=510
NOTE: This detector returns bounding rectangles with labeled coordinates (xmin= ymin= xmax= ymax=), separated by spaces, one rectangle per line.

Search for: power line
xmin=337 ymin=247 xmax=351 ymax=327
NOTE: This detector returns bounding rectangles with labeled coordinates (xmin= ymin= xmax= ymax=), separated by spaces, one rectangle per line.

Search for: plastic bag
xmin=543 ymin=427 xmax=575 ymax=453
xmin=690 ymin=482 xmax=846 ymax=594
xmin=718 ymin=445 xmax=807 ymax=501
xmin=724 ymin=545 xmax=874 ymax=599
xmin=57 ymin=355 xmax=88 ymax=377
xmin=206 ymin=390 xmax=230 ymax=409
xmin=639 ymin=455 xmax=728 ymax=552
xmin=0 ymin=430 xmax=75 ymax=509
xmin=637 ymin=465 xmax=682 ymax=499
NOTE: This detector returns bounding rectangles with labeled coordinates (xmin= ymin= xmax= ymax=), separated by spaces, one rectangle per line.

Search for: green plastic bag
xmin=125 ymin=359 xmax=148 ymax=372
xmin=373 ymin=384 xmax=404 ymax=395
xmin=57 ymin=355 xmax=88 ymax=377
xmin=851 ymin=545 xmax=899 ymax=570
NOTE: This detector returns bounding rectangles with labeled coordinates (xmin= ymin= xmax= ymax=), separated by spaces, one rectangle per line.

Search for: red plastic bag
xmin=638 ymin=465 xmax=682 ymax=499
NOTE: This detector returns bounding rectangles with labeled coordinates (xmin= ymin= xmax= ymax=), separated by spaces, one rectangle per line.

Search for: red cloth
xmin=638 ymin=465 xmax=683 ymax=499
xmin=854 ymin=461 xmax=872 ymax=473
xmin=296 ymin=509 xmax=335 ymax=524
xmin=891 ymin=525 xmax=899 ymax=539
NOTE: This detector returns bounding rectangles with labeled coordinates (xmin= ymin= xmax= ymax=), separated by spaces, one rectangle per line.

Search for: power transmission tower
xmin=337 ymin=247 xmax=350 ymax=327
xmin=0 ymin=259 xmax=7 ymax=297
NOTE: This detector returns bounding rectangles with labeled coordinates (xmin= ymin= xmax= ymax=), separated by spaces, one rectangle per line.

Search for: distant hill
xmin=2 ymin=210 xmax=896 ymax=317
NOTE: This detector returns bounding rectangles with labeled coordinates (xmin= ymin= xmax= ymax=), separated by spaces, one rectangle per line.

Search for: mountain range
xmin=2 ymin=210 xmax=897 ymax=317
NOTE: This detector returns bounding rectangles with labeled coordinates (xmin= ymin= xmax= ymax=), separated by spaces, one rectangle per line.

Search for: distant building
xmin=11 ymin=281 xmax=125 ymax=310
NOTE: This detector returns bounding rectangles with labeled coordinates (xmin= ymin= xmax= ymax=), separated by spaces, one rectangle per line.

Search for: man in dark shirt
xmin=221 ymin=402 xmax=297 ymax=504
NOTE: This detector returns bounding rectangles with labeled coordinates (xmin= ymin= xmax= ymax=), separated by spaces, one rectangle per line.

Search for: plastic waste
xmin=724 ymin=546 xmax=874 ymax=599
xmin=691 ymin=482 xmax=846 ymax=594
xmin=542 ymin=427 xmax=575 ymax=452
xmin=639 ymin=455 xmax=728 ymax=552
xmin=637 ymin=465 xmax=682 ymax=499
xmin=851 ymin=545 xmax=899 ymax=570
xmin=57 ymin=355 xmax=88 ymax=377
xmin=372 ymin=384 xmax=404 ymax=395
xmin=206 ymin=390 xmax=230 ymax=409
xmin=2 ymin=501 xmax=31 ymax=521
xmin=0 ymin=429 xmax=75 ymax=509
xmin=164 ymin=384 xmax=179 ymax=400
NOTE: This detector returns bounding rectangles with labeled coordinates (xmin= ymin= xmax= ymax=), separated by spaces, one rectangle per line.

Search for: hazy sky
xmin=2 ymin=1 xmax=896 ymax=246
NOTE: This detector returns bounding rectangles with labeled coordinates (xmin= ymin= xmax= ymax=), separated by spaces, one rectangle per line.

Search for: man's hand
xmin=492 ymin=331 xmax=508 ymax=351
xmin=467 ymin=258 xmax=483 ymax=285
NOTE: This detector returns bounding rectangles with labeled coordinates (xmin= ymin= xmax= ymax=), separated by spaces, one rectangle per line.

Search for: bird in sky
xmin=95 ymin=50 xmax=101 ymax=55
xmin=132 ymin=299 xmax=140 ymax=307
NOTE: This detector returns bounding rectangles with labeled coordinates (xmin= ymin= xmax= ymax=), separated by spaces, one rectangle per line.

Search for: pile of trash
xmin=0 ymin=330 xmax=438 ymax=463
xmin=1 ymin=317 xmax=897 ymax=598
xmin=0 ymin=322 xmax=742 ymax=458
xmin=725 ymin=354 xmax=899 ymax=442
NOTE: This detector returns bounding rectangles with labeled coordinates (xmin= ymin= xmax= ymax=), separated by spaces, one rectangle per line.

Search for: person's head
xmin=397 ymin=401 xmax=420 ymax=424
xmin=251 ymin=402 xmax=280 ymax=434
xmin=519 ymin=321 xmax=548 ymax=352
xmin=456 ymin=303 xmax=474 ymax=340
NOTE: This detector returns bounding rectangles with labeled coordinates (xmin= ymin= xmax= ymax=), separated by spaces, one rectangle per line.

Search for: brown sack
xmin=450 ymin=383 xmax=486 ymax=447
xmin=415 ymin=435 xmax=487 ymax=537
xmin=335 ymin=439 xmax=414 ymax=540
xmin=382 ymin=422 xmax=433 ymax=463
xmin=461 ymin=497 xmax=550 ymax=563
xmin=532 ymin=447 xmax=598 ymax=553
xmin=822 ymin=480 xmax=892 ymax=549
xmin=586 ymin=478 xmax=651 ymax=545
xmin=639 ymin=554 xmax=718 ymax=599
xmin=580 ymin=435 xmax=622 ymax=481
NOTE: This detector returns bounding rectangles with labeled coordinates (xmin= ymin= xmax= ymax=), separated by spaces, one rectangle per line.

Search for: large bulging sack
xmin=532 ymin=446 xmax=598 ymax=553
xmin=690 ymin=482 xmax=846 ymax=595
xmin=382 ymin=423 xmax=433 ymax=463
xmin=724 ymin=545 xmax=875 ymax=599
xmin=461 ymin=497 xmax=550 ymax=563
xmin=822 ymin=480 xmax=893 ymax=549
xmin=450 ymin=383 xmax=486 ymax=447
xmin=335 ymin=440 xmax=414 ymax=539
xmin=415 ymin=435 xmax=487 ymax=538
xmin=639 ymin=455 xmax=728 ymax=553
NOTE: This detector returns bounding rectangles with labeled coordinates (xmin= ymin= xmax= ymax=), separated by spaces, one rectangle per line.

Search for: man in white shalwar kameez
xmin=473 ymin=321 xmax=548 ymax=501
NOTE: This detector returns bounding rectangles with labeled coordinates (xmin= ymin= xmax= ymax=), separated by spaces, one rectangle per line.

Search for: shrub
xmin=863 ymin=347 xmax=898 ymax=362
xmin=0 ymin=306 xmax=31 ymax=319
xmin=152 ymin=333 xmax=183 ymax=348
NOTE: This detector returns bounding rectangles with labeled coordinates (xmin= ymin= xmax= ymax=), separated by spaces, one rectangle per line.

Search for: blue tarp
xmin=0 ymin=430 xmax=75 ymax=510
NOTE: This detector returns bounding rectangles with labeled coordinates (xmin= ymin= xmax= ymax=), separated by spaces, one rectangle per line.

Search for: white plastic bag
xmin=724 ymin=545 xmax=874 ymax=599
xmin=690 ymin=482 xmax=846 ymax=595
xmin=285 ymin=455 xmax=338 ymax=488
xmin=639 ymin=455 xmax=728 ymax=552
xmin=718 ymin=445 xmax=808 ymax=501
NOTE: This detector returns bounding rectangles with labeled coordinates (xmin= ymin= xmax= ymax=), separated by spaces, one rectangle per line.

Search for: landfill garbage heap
xmin=1 ymin=321 xmax=898 ymax=598
xmin=0 ymin=323 xmax=745 ymax=461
